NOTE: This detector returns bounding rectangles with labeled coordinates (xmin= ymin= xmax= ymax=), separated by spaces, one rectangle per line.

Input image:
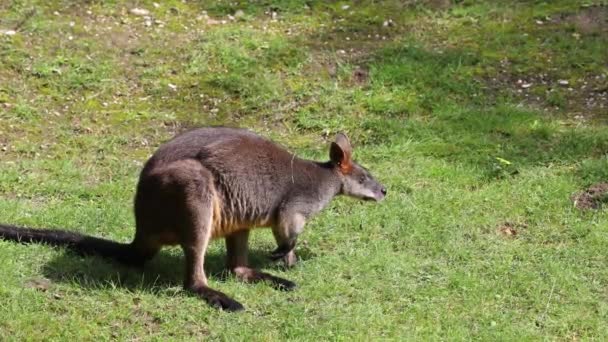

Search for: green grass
xmin=1 ymin=0 xmax=607 ymax=340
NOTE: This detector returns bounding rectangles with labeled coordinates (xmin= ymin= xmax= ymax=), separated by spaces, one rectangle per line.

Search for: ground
xmin=0 ymin=0 xmax=607 ymax=340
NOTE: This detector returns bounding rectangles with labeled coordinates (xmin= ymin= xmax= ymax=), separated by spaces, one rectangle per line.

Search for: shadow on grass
xmin=41 ymin=245 xmax=315 ymax=295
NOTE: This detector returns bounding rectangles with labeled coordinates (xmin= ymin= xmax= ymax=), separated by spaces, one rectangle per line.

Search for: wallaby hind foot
xmin=188 ymin=285 xmax=244 ymax=312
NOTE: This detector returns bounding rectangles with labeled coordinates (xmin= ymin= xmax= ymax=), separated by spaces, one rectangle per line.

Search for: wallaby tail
xmin=0 ymin=224 xmax=140 ymax=266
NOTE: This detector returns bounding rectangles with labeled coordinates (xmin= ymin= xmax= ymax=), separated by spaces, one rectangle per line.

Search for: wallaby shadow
xmin=41 ymin=244 xmax=316 ymax=295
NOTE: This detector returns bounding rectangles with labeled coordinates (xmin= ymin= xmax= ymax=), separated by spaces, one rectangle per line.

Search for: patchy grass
xmin=1 ymin=0 xmax=607 ymax=340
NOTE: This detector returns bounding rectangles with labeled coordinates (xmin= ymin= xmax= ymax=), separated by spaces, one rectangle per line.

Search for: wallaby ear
xmin=330 ymin=133 xmax=353 ymax=174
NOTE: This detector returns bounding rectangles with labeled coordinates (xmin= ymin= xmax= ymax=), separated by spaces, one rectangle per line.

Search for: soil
xmin=571 ymin=182 xmax=608 ymax=210
xmin=497 ymin=222 xmax=526 ymax=237
xmin=483 ymin=5 xmax=608 ymax=122
xmin=556 ymin=5 xmax=608 ymax=35
xmin=352 ymin=66 xmax=369 ymax=85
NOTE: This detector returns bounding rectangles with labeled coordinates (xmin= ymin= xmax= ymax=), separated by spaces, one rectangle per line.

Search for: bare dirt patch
xmin=556 ymin=5 xmax=608 ymax=35
xmin=571 ymin=183 xmax=608 ymax=210
xmin=424 ymin=0 xmax=452 ymax=11
xmin=482 ymin=5 xmax=608 ymax=122
xmin=25 ymin=277 xmax=52 ymax=292
xmin=352 ymin=66 xmax=369 ymax=85
xmin=497 ymin=222 xmax=527 ymax=237
xmin=484 ymin=62 xmax=607 ymax=122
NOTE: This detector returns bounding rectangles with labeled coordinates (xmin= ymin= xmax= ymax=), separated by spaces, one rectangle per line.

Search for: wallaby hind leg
xmin=169 ymin=162 xmax=243 ymax=311
xmin=182 ymin=232 xmax=243 ymax=311
xmin=226 ymin=230 xmax=296 ymax=291
xmin=157 ymin=160 xmax=243 ymax=311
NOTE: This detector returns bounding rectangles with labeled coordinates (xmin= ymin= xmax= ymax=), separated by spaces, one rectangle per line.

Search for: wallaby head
xmin=330 ymin=133 xmax=387 ymax=202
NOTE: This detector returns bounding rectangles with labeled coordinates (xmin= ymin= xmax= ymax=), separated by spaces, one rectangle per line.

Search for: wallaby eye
xmin=358 ymin=175 xmax=366 ymax=184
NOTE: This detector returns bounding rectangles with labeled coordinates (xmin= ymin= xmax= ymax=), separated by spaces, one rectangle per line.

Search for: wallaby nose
xmin=381 ymin=187 xmax=387 ymax=196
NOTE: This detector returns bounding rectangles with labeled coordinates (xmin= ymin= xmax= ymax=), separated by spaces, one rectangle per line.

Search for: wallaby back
xmin=139 ymin=127 xmax=341 ymax=238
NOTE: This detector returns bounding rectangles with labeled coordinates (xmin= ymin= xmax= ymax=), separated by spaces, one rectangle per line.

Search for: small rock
xmin=234 ymin=10 xmax=245 ymax=18
xmin=383 ymin=19 xmax=394 ymax=27
xmin=521 ymin=83 xmax=532 ymax=89
xmin=558 ymin=79 xmax=569 ymax=86
xmin=341 ymin=5 xmax=350 ymax=10
xmin=168 ymin=83 xmax=177 ymax=90
xmin=130 ymin=8 xmax=150 ymax=16
xmin=337 ymin=49 xmax=346 ymax=55
xmin=535 ymin=20 xmax=543 ymax=25
xmin=0 ymin=29 xmax=17 ymax=36
xmin=153 ymin=3 xmax=160 ymax=8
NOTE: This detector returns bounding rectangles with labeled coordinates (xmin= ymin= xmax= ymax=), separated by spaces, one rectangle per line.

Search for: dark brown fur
xmin=0 ymin=127 xmax=386 ymax=311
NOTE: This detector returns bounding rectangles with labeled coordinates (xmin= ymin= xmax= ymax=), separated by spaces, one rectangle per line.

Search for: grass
xmin=1 ymin=0 xmax=607 ymax=340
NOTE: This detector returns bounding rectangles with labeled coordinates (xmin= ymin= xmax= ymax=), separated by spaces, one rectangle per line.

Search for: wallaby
xmin=0 ymin=127 xmax=386 ymax=311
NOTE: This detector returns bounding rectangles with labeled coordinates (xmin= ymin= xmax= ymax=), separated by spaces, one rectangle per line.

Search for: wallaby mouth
xmin=368 ymin=187 xmax=387 ymax=202
xmin=363 ymin=194 xmax=384 ymax=202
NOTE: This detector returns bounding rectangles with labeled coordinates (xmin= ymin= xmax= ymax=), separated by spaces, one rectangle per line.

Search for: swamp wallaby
xmin=0 ymin=127 xmax=386 ymax=311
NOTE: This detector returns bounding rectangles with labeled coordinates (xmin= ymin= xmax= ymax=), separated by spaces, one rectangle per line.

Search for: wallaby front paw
xmin=282 ymin=250 xmax=297 ymax=268
xmin=270 ymin=248 xmax=297 ymax=268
